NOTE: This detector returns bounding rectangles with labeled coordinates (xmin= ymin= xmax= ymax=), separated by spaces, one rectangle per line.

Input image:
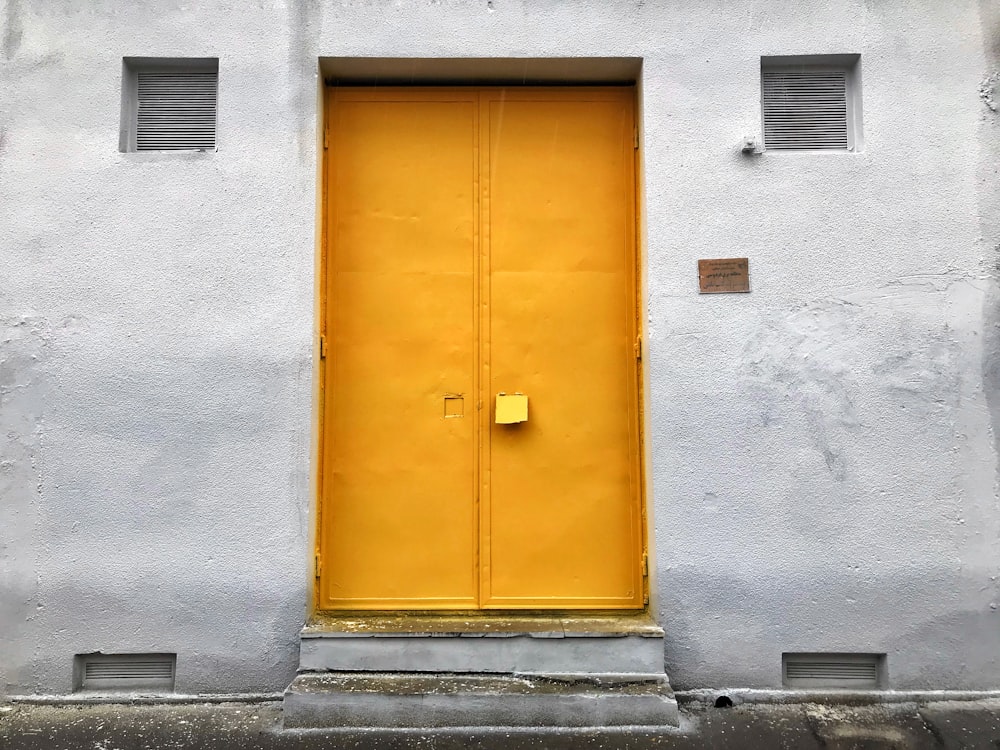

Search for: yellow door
xmin=320 ymin=87 xmax=643 ymax=611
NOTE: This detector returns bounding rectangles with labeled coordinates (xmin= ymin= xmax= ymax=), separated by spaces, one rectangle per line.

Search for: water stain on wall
xmin=978 ymin=0 xmax=1000 ymax=506
xmin=1 ymin=0 xmax=23 ymax=60
xmin=741 ymin=297 xmax=965 ymax=483
xmin=660 ymin=566 xmax=1000 ymax=691
xmin=740 ymin=300 xmax=863 ymax=481
xmin=0 ymin=314 xmax=49 ymax=692
xmin=288 ymin=0 xmax=322 ymax=162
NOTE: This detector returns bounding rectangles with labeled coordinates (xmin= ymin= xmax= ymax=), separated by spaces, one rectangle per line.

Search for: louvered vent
xmin=762 ymin=69 xmax=849 ymax=151
xmin=76 ymin=653 xmax=176 ymax=692
xmin=135 ymin=70 xmax=217 ymax=151
xmin=783 ymin=653 xmax=882 ymax=688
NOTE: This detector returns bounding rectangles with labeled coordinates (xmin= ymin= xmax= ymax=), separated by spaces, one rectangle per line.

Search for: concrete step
xmin=282 ymin=672 xmax=679 ymax=729
xmin=299 ymin=623 xmax=665 ymax=675
xmin=298 ymin=633 xmax=666 ymax=675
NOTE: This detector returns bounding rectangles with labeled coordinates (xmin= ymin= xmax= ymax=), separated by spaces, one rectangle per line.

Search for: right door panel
xmin=481 ymin=90 xmax=643 ymax=608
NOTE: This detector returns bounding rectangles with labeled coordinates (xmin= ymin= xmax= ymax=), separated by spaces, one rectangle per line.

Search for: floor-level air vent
xmin=75 ymin=653 xmax=176 ymax=692
xmin=783 ymin=653 xmax=883 ymax=689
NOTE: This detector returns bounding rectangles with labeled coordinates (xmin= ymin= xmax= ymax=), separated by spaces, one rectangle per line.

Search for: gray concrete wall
xmin=1 ymin=0 xmax=998 ymax=694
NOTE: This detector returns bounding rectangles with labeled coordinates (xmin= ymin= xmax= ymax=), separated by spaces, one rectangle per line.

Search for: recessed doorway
xmin=318 ymin=86 xmax=645 ymax=610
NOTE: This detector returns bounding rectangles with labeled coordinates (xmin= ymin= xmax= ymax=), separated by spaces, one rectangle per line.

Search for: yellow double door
xmin=320 ymin=87 xmax=644 ymax=610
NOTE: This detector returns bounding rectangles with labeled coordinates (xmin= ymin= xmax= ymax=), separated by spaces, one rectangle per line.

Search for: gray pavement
xmin=4 ymin=696 xmax=1000 ymax=749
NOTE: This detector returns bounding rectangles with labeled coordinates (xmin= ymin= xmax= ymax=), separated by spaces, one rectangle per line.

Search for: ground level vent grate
xmin=783 ymin=653 xmax=883 ymax=688
xmin=76 ymin=653 xmax=176 ymax=692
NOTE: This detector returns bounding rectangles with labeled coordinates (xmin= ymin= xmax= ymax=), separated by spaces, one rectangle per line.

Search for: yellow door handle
xmin=495 ymin=393 xmax=528 ymax=424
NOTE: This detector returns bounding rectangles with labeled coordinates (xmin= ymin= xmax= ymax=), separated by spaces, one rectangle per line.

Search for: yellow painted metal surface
xmin=320 ymin=87 xmax=643 ymax=611
xmin=322 ymin=90 xmax=478 ymax=609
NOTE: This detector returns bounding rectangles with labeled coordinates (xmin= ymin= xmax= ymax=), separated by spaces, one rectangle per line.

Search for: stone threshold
xmin=303 ymin=611 xmax=662 ymax=637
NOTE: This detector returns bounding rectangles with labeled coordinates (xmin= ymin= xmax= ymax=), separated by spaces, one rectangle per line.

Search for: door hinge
xmin=314 ymin=552 xmax=322 ymax=579
xmin=324 ymin=125 xmax=329 ymax=150
xmin=634 ymin=336 xmax=642 ymax=360
xmin=633 ymin=127 xmax=639 ymax=150
xmin=320 ymin=335 xmax=328 ymax=359
xmin=641 ymin=552 xmax=649 ymax=605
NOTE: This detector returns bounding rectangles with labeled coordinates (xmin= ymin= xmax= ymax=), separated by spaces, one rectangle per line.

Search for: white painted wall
xmin=2 ymin=0 xmax=998 ymax=694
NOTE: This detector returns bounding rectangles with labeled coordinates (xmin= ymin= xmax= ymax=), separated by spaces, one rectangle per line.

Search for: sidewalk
xmin=4 ymin=694 xmax=1000 ymax=749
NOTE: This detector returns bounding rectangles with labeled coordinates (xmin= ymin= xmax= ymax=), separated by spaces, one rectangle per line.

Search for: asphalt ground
xmin=4 ymin=696 xmax=1000 ymax=749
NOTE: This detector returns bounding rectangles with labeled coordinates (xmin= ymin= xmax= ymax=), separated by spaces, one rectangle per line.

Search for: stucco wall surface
xmin=1 ymin=0 xmax=999 ymax=694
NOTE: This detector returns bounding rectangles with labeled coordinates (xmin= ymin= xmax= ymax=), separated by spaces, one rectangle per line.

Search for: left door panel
xmin=321 ymin=90 xmax=478 ymax=609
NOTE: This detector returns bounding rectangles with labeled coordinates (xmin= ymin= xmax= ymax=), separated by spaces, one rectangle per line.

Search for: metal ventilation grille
xmin=136 ymin=71 xmax=217 ymax=151
xmin=783 ymin=653 xmax=882 ymax=688
xmin=77 ymin=653 xmax=176 ymax=692
xmin=762 ymin=70 xmax=848 ymax=151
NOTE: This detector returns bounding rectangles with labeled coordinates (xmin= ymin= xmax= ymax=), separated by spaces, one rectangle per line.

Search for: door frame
xmin=311 ymin=83 xmax=650 ymax=617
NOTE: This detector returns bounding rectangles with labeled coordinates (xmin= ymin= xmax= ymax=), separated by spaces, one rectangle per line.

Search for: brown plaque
xmin=698 ymin=257 xmax=750 ymax=294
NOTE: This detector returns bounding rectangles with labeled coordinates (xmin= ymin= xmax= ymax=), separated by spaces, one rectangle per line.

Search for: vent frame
xmin=782 ymin=652 xmax=885 ymax=689
xmin=74 ymin=652 xmax=177 ymax=693
xmin=120 ymin=57 xmax=219 ymax=153
xmin=760 ymin=54 xmax=862 ymax=153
